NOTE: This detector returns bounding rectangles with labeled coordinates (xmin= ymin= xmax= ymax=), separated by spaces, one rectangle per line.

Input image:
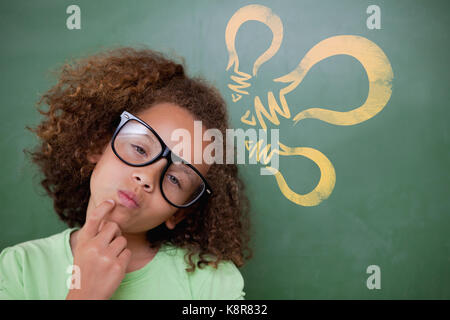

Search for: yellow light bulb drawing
xmin=225 ymin=4 xmax=394 ymax=207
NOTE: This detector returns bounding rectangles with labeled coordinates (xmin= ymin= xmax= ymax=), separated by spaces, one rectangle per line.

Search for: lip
xmin=118 ymin=190 xmax=140 ymax=209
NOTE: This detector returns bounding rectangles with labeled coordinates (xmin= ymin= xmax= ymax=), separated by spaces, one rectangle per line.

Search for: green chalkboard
xmin=0 ymin=0 xmax=449 ymax=299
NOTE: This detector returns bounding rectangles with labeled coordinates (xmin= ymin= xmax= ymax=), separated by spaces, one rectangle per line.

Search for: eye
xmin=167 ymin=174 xmax=181 ymax=187
xmin=131 ymin=144 xmax=147 ymax=156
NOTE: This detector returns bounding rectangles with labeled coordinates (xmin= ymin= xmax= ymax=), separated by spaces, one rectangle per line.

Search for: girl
xmin=0 ymin=47 xmax=252 ymax=300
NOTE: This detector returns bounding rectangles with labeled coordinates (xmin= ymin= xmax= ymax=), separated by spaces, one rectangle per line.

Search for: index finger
xmin=81 ymin=199 xmax=116 ymax=240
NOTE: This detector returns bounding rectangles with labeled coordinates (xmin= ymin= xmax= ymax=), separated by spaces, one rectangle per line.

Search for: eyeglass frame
xmin=110 ymin=110 xmax=213 ymax=208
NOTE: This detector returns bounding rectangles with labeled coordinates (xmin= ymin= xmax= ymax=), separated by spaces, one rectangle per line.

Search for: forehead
xmin=136 ymin=103 xmax=195 ymax=142
xmin=134 ymin=102 xmax=211 ymax=174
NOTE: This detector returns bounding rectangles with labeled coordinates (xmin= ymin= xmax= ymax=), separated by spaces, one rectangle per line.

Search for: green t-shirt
xmin=0 ymin=227 xmax=246 ymax=300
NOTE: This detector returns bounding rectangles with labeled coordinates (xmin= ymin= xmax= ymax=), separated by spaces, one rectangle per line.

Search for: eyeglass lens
xmin=113 ymin=120 xmax=205 ymax=206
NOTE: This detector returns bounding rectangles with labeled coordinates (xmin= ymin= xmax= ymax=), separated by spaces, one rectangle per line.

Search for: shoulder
xmin=0 ymin=228 xmax=74 ymax=299
xmin=159 ymin=244 xmax=246 ymax=300
xmin=0 ymin=228 xmax=73 ymax=262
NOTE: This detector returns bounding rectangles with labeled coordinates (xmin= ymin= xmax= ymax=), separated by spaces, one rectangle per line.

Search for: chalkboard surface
xmin=0 ymin=0 xmax=449 ymax=299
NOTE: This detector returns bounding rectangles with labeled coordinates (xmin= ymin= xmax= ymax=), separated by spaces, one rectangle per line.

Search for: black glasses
xmin=111 ymin=111 xmax=212 ymax=208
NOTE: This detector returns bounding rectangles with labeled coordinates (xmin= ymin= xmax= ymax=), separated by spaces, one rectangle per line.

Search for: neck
xmin=120 ymin=231 xmax=156 ymax=259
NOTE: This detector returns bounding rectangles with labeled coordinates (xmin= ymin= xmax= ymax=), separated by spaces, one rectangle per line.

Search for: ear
xmin=87 ymin=142 xmax=110 ymax=164
xmin=87 ymin=153 xmax=101 ymax=164
xmin=165 ymin=209 xmax=189 ymax=230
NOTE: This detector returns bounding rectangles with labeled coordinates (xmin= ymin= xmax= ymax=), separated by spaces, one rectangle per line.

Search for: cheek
xmin=144 ymin=195 xmax=177 ymax=218
xmin=141 ymin=196 xmax=178 ymax=220
xmin=127 ymin=201 xmax=178 ymax=231
xmin=89 ymin=158 xmax=124 ymax=198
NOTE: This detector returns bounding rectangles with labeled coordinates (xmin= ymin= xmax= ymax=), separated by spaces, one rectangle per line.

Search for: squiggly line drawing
xmin=225 ymin=4 xmax=394 ymax=206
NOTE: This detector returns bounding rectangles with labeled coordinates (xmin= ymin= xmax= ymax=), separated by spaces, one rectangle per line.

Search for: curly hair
xmin=24 ymin=46 xmax=253 ymax=272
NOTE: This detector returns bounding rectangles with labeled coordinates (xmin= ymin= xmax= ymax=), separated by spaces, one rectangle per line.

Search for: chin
xmin=106 ymin=210 xmax=132 ymax=227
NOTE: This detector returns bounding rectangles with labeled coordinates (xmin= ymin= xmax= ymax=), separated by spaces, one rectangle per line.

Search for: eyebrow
xmin=143 ymin=133 xmax=158 ymax=143
xmin=173 ymin=163 xmax=200 ymax=180
xmin=178 ymin=164 xmax=194 ymax=176
xmin=140 ymin=126 xmax=165 ymax=146
xmin=122 ymin=131 xmax=158 ymax=144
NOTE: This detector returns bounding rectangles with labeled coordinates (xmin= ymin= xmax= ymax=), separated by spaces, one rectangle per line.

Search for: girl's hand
xmin=66 ymin=200 xmax=132 ymax=300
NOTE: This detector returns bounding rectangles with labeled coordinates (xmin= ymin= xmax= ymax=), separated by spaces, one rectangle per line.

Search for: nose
xmin=132 ymin=173 xmax=154 ymax=192
xmin=131 ymin=159 xmax=167 ymax=192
